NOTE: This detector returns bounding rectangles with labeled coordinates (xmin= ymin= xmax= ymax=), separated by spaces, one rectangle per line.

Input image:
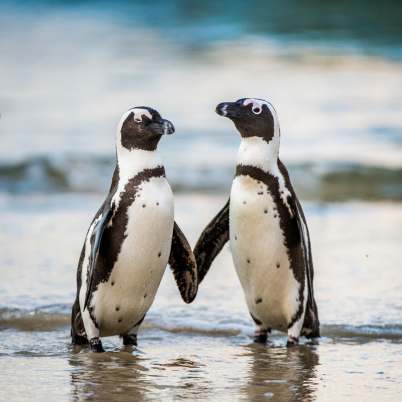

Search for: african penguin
xmin=71 ymin=106 xmax=198 ymax=352
xmin=194 ymin=98 xmax=319 ymax=346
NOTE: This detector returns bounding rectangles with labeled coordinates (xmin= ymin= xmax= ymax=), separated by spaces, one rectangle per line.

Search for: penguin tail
xmin=302 ymin=299 xmax=320 ymax=339
xmin=71 ymin=298 xmax=88 ymax=345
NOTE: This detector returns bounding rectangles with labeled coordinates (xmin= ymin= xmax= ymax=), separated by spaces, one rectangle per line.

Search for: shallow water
xmin=0 ymin=194 xmax=402 ymax=401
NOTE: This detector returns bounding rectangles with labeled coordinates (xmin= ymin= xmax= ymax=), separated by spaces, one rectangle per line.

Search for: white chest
xmin=91 ymin=176 xmax=174 ymax=336
xmin=229 ymin=175 xmax=300 ymax=330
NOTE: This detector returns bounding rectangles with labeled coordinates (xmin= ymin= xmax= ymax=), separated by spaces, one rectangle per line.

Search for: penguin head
xmin=118 ymin=107 xmax=175 ymax=151
xmin=216 ymin=98 xmax=278 ymax=142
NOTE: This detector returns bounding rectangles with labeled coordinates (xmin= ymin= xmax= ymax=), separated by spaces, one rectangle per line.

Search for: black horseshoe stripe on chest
xmin=84 ymin=166 xmax=166 ymax=320
xmin=235 ymin=163 xmax=306 ymax=328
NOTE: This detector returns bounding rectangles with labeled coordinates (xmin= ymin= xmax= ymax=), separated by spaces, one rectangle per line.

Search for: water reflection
xmin=241 ymin=343 xmax=319 ymax=401
xmin=68 ymin=339 xmax=319 ymax=402
xmin=69 ymin=349 xmax=151 ymax=402
xmin=68 ymin=345 xmax=212 ymax=401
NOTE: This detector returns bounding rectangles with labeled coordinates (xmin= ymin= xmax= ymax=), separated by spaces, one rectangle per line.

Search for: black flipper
xmin=193 ymin=199 xmax=230 ymax=284
xmin=83 ymin=204 xmax=114 ymax=311
xmin=169 ymin=222 xmax=198 ymax=303
xmin=278 ymin=160 xmax=320 ymax=338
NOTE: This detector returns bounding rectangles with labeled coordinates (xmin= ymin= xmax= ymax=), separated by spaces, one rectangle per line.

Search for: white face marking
xmin=243 ymin=98 xmax=278 ymax=119
xmin=132 ymin=108 xmax=152 ymax=123
xmin=116 ymin=108 xmax=153 ymax=134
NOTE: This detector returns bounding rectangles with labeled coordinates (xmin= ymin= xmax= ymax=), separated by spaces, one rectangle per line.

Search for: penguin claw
xmin=253 ymin=329 xmax=268 ymax=344
xmin=89 ymin=338 xmax=105 ymax=353
xmin=71 ymin=334 xmax=89 ymax=345
xmin=286 ymin=336 xmax=299 ymax=347
xmin=306 ymin=337 xmax=320 ymax=346
xmin=122 ymin=334 xmax=138 ymax=346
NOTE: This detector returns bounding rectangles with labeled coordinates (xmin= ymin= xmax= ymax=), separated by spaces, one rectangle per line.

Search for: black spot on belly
xmin=156 ymin=202 xmax=159 ymax=206
xmin=264 ymin=209 xmax=268 ymax=214
xmin=144 ymin=293 xmax=147 ymax=298
xmin=274 ymin=214 xmax=277 ymax=218
xmin=276 ymin=263 xmax=280 ymax=269
xmin=158 ymin=252 xmax=161 ymax=257
xmin=142 ymin=204 xmax=146 ymax=208
xmin=247 ymin=258 xmax=251 ymax=264
xmin=118 ymin=318 xmax=123 ymax=323
xmin=235 ymin=163 xmax=309 ymax=332
xmin=115 ymin=306 xmax=120 ymax=311
xmin=257 ymin=192 xmax=263 ymax=195
xmin=255 ymin=297 xmax=263 ymax=304
xmin=111 ymin=281 xmax=115 ymax=286
xmin=234 ymin=235 xmax=238 ymax=240
xmin=243 ymin=201 xmax=247 ymax=205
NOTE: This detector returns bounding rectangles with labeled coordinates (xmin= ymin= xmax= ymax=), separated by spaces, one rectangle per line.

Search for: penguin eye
xmin=252 ymin=106 xmax=262 ymax=115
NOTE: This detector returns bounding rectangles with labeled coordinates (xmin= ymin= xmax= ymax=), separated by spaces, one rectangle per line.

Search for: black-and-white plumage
xmin=71 ymin=107 xmax=198 ymax=352
xmin=194 ymin=98 xmax=319 ymax=346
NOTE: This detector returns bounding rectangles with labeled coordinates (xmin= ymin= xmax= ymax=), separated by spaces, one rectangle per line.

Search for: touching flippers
xmin=169 ymin=221 xmax=198 ymax=303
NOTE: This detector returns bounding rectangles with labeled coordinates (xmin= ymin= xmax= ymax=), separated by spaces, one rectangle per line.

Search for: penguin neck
xmin=116 ymin=145 xmax=163 ymax=178
xmin=237 ymin=135 xmax=280 ymax=173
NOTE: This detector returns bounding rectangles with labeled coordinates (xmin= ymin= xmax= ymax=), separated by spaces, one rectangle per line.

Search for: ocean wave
xmin=0 ymin=307 xmax=70 ymax=331
xmin=1 ymin=156 xmax=402 ymax=201
xmin=1 ymin=306 xmax=401 ymax=342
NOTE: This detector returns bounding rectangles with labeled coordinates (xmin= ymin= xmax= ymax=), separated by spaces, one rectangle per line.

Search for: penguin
xmin=194 ymin=98 xmax=319 ymax=346
xmin=71 ymin=106 xmax=198 ymax=352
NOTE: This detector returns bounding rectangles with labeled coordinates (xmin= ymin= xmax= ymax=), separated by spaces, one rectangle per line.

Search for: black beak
xmin=161 ymin=119 xmax=175 ymax=135
xmin=152 ymin=118 xmax=174 ymax=135
xmin=216 ymin=102 xmax=241 ymax=119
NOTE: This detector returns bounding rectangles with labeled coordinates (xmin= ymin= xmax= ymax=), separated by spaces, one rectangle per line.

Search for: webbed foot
xmin=89 ymin=337 xmax=105 ymax=353
xmin=286 ymin=336 xmax=299 ymax=347
xmin=253 ymin=328 xmax=268 ymax=344
xmin=122 ymin=334 xmax=138 ymax=346
xmin=71 ymin=334 xmax=89 ymax=345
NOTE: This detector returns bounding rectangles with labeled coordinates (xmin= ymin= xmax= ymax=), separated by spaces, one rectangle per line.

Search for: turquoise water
xmin=0 ymin=2 xmax=402 ymax=401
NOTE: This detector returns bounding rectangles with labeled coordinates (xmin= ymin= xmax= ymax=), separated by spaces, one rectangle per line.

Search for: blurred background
xmin=1 ymin=0 xmax=402 ymax=199
xmin=0 ymin=1 xmax=402 ymax=401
